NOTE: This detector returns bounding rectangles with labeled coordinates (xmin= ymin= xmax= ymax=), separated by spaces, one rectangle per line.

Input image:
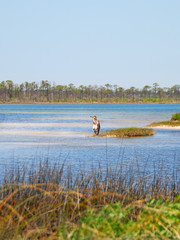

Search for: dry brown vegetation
xmin=0 ymin=160 xmax=179 ymax=239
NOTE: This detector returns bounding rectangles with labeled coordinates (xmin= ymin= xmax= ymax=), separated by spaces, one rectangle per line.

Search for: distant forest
xmin=0 ymin=80 xmax=180 ymax=103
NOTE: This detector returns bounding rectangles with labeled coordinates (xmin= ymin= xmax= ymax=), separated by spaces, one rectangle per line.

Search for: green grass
xmin=99 ymin=127 xmax=154 ymax=138
xmin=171 ymin=113 xmax=180 ymax=121
xmin=67 ymin=196 xmax=180 ymax=240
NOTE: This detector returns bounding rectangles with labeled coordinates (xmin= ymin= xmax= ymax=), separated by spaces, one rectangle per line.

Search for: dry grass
xmin=0 ymin=160 xmax=179 ymax=239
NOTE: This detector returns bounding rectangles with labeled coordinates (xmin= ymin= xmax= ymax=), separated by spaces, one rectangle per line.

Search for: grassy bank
xmin=99 ymin=127 xmax=154 ymax=138
xmin=148 ymin=113 xmax=180 ymax=127
xmin=148 ymin=120 xmax=180 ymax=127
xmin=0 ymin=160 xmax=179 ymax=239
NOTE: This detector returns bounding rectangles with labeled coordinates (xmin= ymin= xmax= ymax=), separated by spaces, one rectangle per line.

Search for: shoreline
xmin=0 ymin=101 xmax=180 ymax=105
xmin=150 ymin=126 xmax=180 ymax=129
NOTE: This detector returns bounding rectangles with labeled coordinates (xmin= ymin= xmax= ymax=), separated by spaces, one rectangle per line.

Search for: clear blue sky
xmin=0 ymin=0 xmax=179 ymax=88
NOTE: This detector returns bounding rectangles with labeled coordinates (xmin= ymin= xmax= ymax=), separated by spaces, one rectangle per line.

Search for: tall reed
xmin=0 ymin=159 xmax=179 ymax=239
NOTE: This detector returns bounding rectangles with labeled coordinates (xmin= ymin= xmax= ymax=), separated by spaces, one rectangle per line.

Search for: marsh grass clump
xmin=148 ymin=112 xmax=180 ymax=127
xmin=0 ymin=160 xmax=179 ymax=239
xmin=171 ymin=112 xmax=180 ymax=121
xmin=99 ymin=127 xmax=154 ymax=138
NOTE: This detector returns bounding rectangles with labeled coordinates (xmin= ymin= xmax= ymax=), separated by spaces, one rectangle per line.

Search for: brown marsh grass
xmin=0 ymin=160 xmax=179 ymax=239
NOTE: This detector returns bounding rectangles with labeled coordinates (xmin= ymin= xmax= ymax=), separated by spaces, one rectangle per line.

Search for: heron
xmin=90 ymin=116 xmax=100 ymax=135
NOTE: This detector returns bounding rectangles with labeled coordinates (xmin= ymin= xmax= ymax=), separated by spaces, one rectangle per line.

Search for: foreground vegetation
xmin=0 ymin=160 xmax=179 ymax=239
xmin=73 ymin=197 xmax=180 ymax=239
xmin=0 ymin=80 xmax=179 ymax=103
xmin=99 ymin=127 xmax=154 ymax=138
xmin=148 ymin=113 xmax=180 ymax=127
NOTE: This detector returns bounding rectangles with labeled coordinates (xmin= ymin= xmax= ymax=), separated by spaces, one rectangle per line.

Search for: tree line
xmin=0 ymin=80 xmax=179 ymax=103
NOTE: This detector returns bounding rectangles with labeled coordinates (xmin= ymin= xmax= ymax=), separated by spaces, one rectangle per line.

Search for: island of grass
xmin=147 ymin=113 xmax=180 ymax=127
xmin=99 ymin=127 xmax=154 ymax=138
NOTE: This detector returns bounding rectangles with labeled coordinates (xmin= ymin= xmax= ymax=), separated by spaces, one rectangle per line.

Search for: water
xmin=0 ymin=104 xmax=180 ymax=180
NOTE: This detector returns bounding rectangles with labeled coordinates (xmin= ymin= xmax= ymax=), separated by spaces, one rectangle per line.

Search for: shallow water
xmin=0 ymin=104 xmax=180 ymax=180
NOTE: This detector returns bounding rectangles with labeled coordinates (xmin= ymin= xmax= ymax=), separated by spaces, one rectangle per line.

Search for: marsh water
xmin=0 ymin=104 xmax=180 ymax=180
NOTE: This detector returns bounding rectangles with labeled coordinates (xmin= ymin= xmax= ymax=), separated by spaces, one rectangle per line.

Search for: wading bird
xmin=90 ymin=116 xmax=100 ymax=135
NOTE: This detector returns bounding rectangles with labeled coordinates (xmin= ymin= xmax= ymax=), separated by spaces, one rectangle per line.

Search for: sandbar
xmin=150 ymin=126 xmax=180 ymax=130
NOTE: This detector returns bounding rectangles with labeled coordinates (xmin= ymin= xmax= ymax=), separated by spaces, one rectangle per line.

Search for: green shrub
xmin=100 ymin=127 xmax=154 ymax=138
xmin=69 ymin=196 xmax=180 ymax=239
xmin=171 ymin=113 xmax=180 ymax=121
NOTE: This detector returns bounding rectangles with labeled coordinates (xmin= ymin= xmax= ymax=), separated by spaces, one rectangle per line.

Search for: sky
xmin=0 ymin=0 xmax=180 ymax=89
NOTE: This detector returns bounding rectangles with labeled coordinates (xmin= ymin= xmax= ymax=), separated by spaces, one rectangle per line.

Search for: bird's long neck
xmin=93 ymin=119 xmax=98 ymax=124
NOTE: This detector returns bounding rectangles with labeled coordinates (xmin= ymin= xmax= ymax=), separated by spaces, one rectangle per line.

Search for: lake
xmin=0 ymin=104 xmax=180 ymax=181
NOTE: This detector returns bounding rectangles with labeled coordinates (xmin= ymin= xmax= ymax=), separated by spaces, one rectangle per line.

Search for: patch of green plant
xmin=100 ymin=127 xmax=154 ymax=138
xmin=67 ymin=196 xmax=180 ymax=240
xmin=171 ymin=113 xmax=180 ymax=121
